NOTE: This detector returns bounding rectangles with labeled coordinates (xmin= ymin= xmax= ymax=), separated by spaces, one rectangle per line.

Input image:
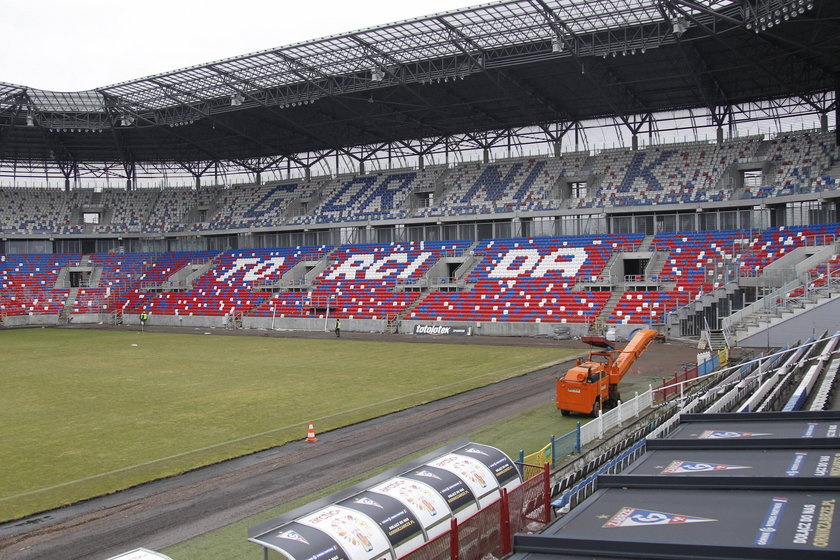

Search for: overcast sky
xmin=0 ymin=0 xmax=484 ymax=92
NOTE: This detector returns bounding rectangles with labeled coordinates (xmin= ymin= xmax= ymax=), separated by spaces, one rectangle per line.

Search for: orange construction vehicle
xmin=556 ymin=328 xmax=660 ymax=416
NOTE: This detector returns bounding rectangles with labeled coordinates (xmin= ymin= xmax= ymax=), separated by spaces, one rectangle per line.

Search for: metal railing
xmin=719 ymin=276 xmax=801 ymax=331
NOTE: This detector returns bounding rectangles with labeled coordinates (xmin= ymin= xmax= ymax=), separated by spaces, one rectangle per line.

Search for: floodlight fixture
xmin=230 ymin=93 xmax=245 ymax=106
xmin=673 ymin=17 xmax=688 ymax=37
xmin=370 ymin=68 xmax=384 ymax=82
xmin=26 ymin=114 xmax=34 ymax=127
xmin=120 ymin=115 xmax=135 ymax=127
xmin=551 ymin=36 xmax=563 ymax=53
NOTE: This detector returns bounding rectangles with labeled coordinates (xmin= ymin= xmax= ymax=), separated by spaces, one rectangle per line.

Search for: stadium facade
xmin=1 ymin=0 xmax=839 ymax=344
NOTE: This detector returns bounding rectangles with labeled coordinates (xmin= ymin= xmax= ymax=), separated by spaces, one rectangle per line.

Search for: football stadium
xmin=1 ymin=1 xmax=840 ymax=559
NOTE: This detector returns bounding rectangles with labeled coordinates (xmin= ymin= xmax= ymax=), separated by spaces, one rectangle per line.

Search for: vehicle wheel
xmin=590 ymin=399 xmax=600 ymax=417
xmin=560 ymin=409 xmax=570 ymax=417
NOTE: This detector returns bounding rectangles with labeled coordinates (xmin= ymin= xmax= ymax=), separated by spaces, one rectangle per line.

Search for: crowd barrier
xmin=519 ymin=347 xmax=728 ymax=470
xmin=400 ymin=464 xmax=549 ymax=560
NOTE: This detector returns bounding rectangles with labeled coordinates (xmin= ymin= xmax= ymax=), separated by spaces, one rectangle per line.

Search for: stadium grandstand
xmin=3 ymin=2 xmax=840 ymax=560
xmin=1 ymin=0 xmax=839 ymax=346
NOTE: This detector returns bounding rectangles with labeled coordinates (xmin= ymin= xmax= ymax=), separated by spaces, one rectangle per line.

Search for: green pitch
xmin=0 ymin=328 xmax=575 ymax=521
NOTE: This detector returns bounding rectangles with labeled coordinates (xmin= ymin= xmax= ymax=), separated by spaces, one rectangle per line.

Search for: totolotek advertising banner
xmin=249 ymin=442 xmax=522 ymax=560
xmin=413 ymin=324 xmax=472 ymax=336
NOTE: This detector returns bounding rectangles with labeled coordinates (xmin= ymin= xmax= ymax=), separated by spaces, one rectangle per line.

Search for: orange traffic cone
xmin=306 ymin=421 xmax=318 ymax=443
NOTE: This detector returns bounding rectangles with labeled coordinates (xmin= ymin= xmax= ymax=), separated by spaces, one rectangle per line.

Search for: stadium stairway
xmin=722 ymin=249 xmax=840 ymax=345
xmin=59 ymin=289 xmax=77 ymax=324
xmin=636 ymin=234 xmax=655 ymax=252
xmin=702 ymin=329 xmax=729 ymax=351
xmin=593 ymin=290 xmax=623 ymax=328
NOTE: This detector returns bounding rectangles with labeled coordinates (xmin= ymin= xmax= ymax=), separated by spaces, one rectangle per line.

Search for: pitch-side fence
xmin=519 ymin=349 xmax=728 ymax=469
xmin=400 ymin=464 xmax=550 ymax=560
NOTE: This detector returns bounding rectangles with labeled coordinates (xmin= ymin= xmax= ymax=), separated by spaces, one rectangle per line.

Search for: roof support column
xmin=623 ymin=114 xmax=651 ymax=151
xmin=835 ymin=75 xmax=839 ymax=145
xmin=710 ymin=106 xmax=732 ymax=146
xmin=57 ymin=161 xmax=77 ymax=194
xmin=123 ymin=161 xmax=136 ymax=192
xmin=541 ymin=122 xmax=575 ymax=158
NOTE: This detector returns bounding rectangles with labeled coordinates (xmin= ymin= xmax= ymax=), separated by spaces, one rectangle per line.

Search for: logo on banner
xmin=463 ymin=447 xmax=490 ymax=457
xmin=754 ymin=497 xmax=788 ymax=546
xmin=661 ymin=460 xmax=750 ymax=474
xmin=602 ymin=507 xmax=716 ymax=528
xmin=413 ymin=324 xmax=471 ymax=336
xmin=697 ymin=430 xmax=772 ymax=439
xmin=352 ymin=497 xmax=384 ymax=509
xmin=785 ymin=452 xmax=808 ymax=476
xmin=276 ymin=529 xmax=310 ymax=544
xmin=414 ymin=470 xmax=443 ymax=481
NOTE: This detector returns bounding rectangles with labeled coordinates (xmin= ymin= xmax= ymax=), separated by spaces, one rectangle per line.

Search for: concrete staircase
xmin=59 ymin=288 xmax=79 ymax=324
xmin=730 ymin=285 xmax=840 ymax=345
xmin=724 ymin=248 xmax=840 ymax=344
xmin=637 ymin=234 xmax=655 ymax=252
xmin=595 ymin=290 xmax=623 ymax=325
xmin=704 ymin=329 xmax=729 ymax=351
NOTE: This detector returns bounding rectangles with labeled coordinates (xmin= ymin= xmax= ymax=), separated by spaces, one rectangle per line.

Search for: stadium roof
xmin=0 ymin=0 xmax=838 ymax=178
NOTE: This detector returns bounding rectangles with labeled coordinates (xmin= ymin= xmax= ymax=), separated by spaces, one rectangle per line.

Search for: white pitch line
xmin=1 ymin=359 xmax=563 ymax=503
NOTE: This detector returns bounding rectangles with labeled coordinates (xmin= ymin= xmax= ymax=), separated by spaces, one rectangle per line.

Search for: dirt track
xmin=0 ymin=326 xmax=710 ymax=560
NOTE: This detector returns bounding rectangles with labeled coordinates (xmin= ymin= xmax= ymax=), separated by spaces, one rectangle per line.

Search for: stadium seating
xmin=416 ymin=158 xmax=562 ymax=217
xmin=607 ymin=225 xmax=840 ymax=324
xmin=93 ymin=189 xmax=156 ymax=233
xmin=741 ymin=131 xmax=839 ymax=199
xmin=0 ymin=188 xmax=85 ymax=234
xmin=783 ymin=253 xmax=840 ymax=301
xmin=3 ymin=222 xmax=840 ymax=327
xmin=69 ymin=252 xmax=216 ymax=314
xmin=0 ymin=253 xmax=80 ymax=315
xmin=0 ymin=133 xmax=836 ymax=232
xmin=288 ymin=171 xmax=422 ymax=225
xmin=609 ymin=230 xmax=744 ymax=324
xmin=256 ymin=240 xmax=471 ymax=320
xmin=209 ymin=181 xmax=318 ymax=230
xmin=144 ymin=186 xmax=221 ymax=233
xmin=122 ymin=247 xmax=329 ymax=317
xmin=411 ymin=234 xmax=643 ymax=323
xmin=737 ymin=224 xmax=840 ymax=275
xmin=575 ymin=137 xmax=763 ymax=208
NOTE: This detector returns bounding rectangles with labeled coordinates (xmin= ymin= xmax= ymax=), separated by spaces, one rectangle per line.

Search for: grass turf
xmin=0 ymin=328 xmax=577 ymax=521
xmin=164 ymin=399 xmax=584 ymax=560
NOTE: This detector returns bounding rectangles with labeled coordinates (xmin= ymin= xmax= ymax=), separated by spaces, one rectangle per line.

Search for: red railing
xmin=654 ymin=363 xmax=699 ymax=402
xmin=399 ymin=463 xmax=549 ymax=560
